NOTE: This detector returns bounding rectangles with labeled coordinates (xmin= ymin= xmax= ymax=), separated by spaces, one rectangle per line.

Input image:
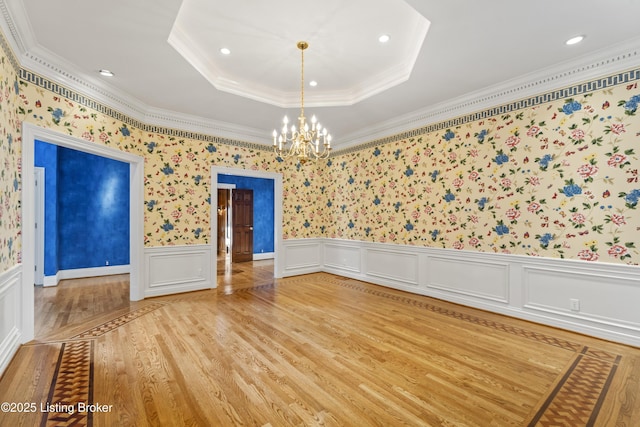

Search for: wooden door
xmin=232 ymin=189 xmax=253 ymax=263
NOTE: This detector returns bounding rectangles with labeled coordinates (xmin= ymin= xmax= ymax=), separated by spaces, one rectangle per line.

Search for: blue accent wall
xmin=34 ymin=140 xmax=130 ymax=274
xmin=218 ymin=175 xmax=274 ymax=254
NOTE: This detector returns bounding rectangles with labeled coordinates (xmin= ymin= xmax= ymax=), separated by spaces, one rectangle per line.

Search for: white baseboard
xmin=283 ymin=238 xmax=640 ymax=348
xmin=253 ymin=252 xmax=275 ymax=261
xmin=0 ymin=265 xmax=22 ymax=376
xmin=42 ymin=265 xmax=131 ymax=287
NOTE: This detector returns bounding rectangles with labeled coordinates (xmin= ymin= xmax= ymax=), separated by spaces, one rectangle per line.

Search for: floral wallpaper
xmin=0 ymin=42 xmax=21 ymax=274
xmin=324 ymin=82 xmax=640 ymax=265
xmin=2 ymin=26 xmax=640 ymax=274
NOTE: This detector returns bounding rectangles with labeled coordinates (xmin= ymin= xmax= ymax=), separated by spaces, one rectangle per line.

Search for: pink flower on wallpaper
xmin=571 ymin=129 xmax=585 ymax=140
xmin=469 ymin=171 xmax=480 ymax=181
xmin=528 ymin=202 xmax=541 ymax=213
xmin=424 ymin=148 xmax=432 ymax=156
xmin=607 ymin=153 xmax=627 ymax=167
xmin=527 ymin=126 xmax=541 ymax=136
xmin=411 ymin=211 xmax=420 ymax=220
xmin=408 ymin=187 xmax=416 ymax=195
xmin=449 ymin=214 xmax=458 ymax=224
xmin=608 ymin=245 xmax=628 ymax=258
xmin=187 ymin=206 xmax=195 ymax=215
xmin=187 ymin=152 xmax=195 ymax=161
xmin=412 ymin=155 xmax=420 ymax=164
xmin=528 ymin=176 xmax=541 ymax=186
xmin=506 ymin=208 xmax=520 ymax=221
xmin=171 ymin=154 xmax=182 ymax=164
xmin=468 ymin=215 xmax=479 ymax=224
xmin=453 ymin=178 xmax=464 ymax=188
xmin=82 ymin=131 xmax=93 ymax=142
xmin=171 ymin=210 xmax=182 ymax=220
xmin=577 ymin=249 xmax=599 ymax=261
xmin=99 ymin=132 xmax=109 ymax=143
xmin=448 ymin=152 xmax=457 ymax=161
xmin=609 ymin=123 xmax=626 ymax=135
xmin=610 ymin=214 xmax=626 ymax=226
xmin=468 ymin=149 xmax=479 ymax=157
xmin=424 ymin=206 xmax=433 ymax=214
xmin=469 ymin=237 xmax=480 ymax=247
xmin=571 ymin=213 xmax=587 ymax=224
xmin=577 ymin=164 xmax=599 ymax=178
xmin=453 ymin=241 xmax=464 ymax=250
xmin=167 ymin=186 xmax=176 ymax=195
xmin=505 ymin=135 xmax=520 ymax=148
xmin=501 ymin=178 xmax=512 ymax=188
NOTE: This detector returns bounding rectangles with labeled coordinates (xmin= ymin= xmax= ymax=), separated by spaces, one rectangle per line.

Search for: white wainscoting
xmin=282 ymin=238 xmax=640 ymax=347
xmin=144 ymin=245 xmax=213 ymax=297
xmin=0 ymin=265 xmax=22 ymax=376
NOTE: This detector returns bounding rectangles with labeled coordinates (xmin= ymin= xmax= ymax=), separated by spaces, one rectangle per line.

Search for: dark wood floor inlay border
xmin=71 ymin=302 xmax=166 ymax=339
xmin=41 ymin=340 xmax=93 ymax=427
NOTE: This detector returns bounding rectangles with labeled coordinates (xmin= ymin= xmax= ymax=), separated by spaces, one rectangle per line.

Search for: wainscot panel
xmin=144 ymin=245 xmax=213 ymax=297
xmin=0 ymin=265 xmax=22 ymax=376
xmin=282 ymin=239 xmax=323 ymax=276
xmin=427 ymin=256 xmax=509 ymax=303
xmin=316 ymin=238 xmax=640 ymax=347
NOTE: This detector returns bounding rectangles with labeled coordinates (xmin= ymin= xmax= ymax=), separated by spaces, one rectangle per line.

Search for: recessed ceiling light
xmin=99 ymin=69 xmax=114 ymax=77
xmin=220 ymin=47 xmax=231 ymax=55
xmin=309 ymin=80 xmax=318 ymax=87
xmin=565 ymin=35 xmax=584 ymax=45
xmin=378 ymin=34 xmax=390 ymax=43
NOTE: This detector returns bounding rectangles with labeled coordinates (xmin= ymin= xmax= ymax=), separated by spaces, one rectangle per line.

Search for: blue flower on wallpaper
xmin=320 ymin=225 xmax=326 ymax=234
xmin=561 ymin=100 xmax=582 ymax=115
xmin=304 ymin=220 xmax=311 ymax=228
xmin=275 ymin=156 xmax=284 ymax=163
xmin=443 ymin=130 xmax=455 ymax=141
xmin=364 ymin=179 xmax=371 ymax=189
xmin=404 ymin=222 xmax=414 ymax=231
xmin=233 ymin=154 xmax=241 ymax=164
xmin=622 ymin=94 xmax=640 ymax=114
xmin=494 ymin=221 xmax=510 ymax=236
xmin=477 ymin=197 xmax=488 ymax=211
xmin=493 ymin=151 xmax=509 ymax=165
xmin=295 ymin=205 xmax=302 ymax=213
xmin=430 ymin=170 xmax=440 ymax=182
xmin=364 ymin=227 xmax=371 ymax=236
xmin=206 ymin=143 xmax=217 ymax=153
xmin=394 ymin=201 xmax=402 ymax=212
xmin=327 ymin=200 xmax=332 ymax=207
xmin=341 ymin=161 xmax=347 ymax=170
xmin=161 ymin=164 xmax=174 ymax=175
xmin=348 ymin=220 xmax=355 ymax=229
xmin=537 ymin=154 xmax=553 ymax=170
xmin=193 ymin=175 xmax=202 ymax=185
xmin=326 ymin=159 xmax=333 ymax=167
xmin=13 ymin=177 xmax=18 ymax=191
xmin=206 ymin=196 xmax=211 ymax=205
xmin=14 ymin=79 xmax=19 ymax=94
xmin=538 ymin=233 xmax=554 ymax=248
xmin=319 ymin=186 xmax=326 ymax=194
xmin=373 ymin=148 xmax=381 ymax=157
xmin=444 ymin=191 xmax=455 ymax=202
xmin=561 ymin=181 xmax=583 ymax=197
xmin=304 ymin=178 xmax=311 ymax=187
xmin=147 ymin=141 xmax=157 ymax=153
xmin=161 ymin=221 xmax=174 ymax=231
xmin=430 ymin=229 xmax=440 ymax=241
xmin=193 ymin=228 xmax=203 ymax=238
xmin=341 ymin=204 xmax=347 ymax=213
xmin=373 ymin=196 xmax=381 ymax=205
xmin=347 ymin=176 xmax=355 ymax=185
xmin=120 ymin=126 xmax=131 ymax=137
xmin=146 ymin=200 xmax=157 ymax=212
xmin=51 ymin=108 xmax=63 ymax=124
xmin=404 ymin=167 xmax=414 ymax=177
xmin=394 ymin=149 xmax=402 ymax=160
xmin=7 ymin=238 xmax=12 ymax=253
xmin=7 ymin=134 xmax=12 ymax=148
xmin=623 ymin=189 xmax=640 ymax=207
xmin=476 ymin=129 xmax=488 ymax=142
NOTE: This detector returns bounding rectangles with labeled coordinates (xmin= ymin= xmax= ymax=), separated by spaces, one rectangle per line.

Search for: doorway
xmin=211 ymin=166 xmax=284 ymax=279
xmin=21 ymin=123 xmax=145 ymax=342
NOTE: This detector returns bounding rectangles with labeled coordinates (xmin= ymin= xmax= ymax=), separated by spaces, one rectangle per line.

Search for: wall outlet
xmin=570 ymin=298 xmax=580 ymax=312
xmin=105 ymin=260 xmax=110 ymax=266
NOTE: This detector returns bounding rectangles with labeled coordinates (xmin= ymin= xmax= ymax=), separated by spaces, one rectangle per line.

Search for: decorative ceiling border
xmin=333 ymin=66 xmax=640 ymax=156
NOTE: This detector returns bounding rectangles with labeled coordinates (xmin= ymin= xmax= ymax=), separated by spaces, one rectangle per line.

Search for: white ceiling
xmin=4 ymin=0 xmax=640 ymax=148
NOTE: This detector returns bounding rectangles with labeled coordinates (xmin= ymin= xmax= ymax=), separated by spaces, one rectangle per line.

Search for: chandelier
xmin=273 ymin=41 xmax=332 ymax=164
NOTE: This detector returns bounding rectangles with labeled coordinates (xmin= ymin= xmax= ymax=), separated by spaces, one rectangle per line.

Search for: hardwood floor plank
xmin=2 ymin=261 xmax=640 ymax=426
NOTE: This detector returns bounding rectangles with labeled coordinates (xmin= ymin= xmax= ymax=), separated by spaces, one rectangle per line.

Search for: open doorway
xmin=211 ymin=166 xmax=284 ymax=280
xmin=21 ymin=123 xmax=145 ymax=342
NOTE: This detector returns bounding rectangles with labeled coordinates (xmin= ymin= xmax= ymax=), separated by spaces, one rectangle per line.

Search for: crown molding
xmin=338 ymin=36 xmax=640 ymax=150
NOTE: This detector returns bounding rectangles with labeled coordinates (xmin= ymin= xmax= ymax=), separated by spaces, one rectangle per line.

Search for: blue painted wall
xmin=34 ymin=140 xmax=130 ymax=274
xmin=218 ymin=175 xmax=274 ymax=254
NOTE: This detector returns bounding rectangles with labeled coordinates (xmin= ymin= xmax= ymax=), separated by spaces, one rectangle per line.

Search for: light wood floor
xmin=1 ymin=259 xmax=640 ymax=426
